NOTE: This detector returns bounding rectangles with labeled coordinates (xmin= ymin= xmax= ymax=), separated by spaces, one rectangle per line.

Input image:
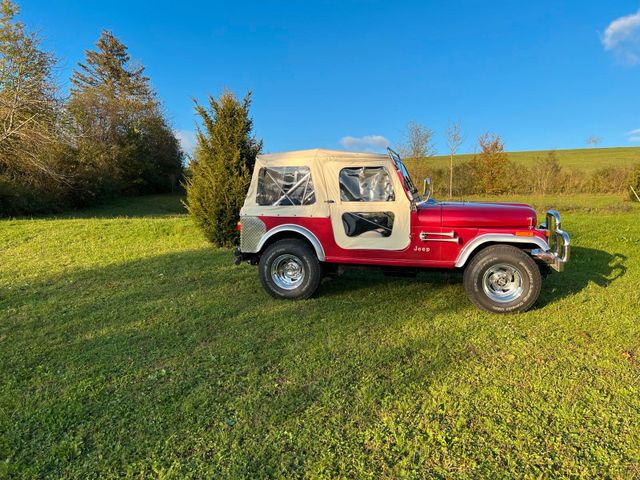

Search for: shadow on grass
xmin=48 ymin=194 xmax=186 ymax=220
xmin=319 ymin=267 xmax=463 ymax=298
xmin=538 ymin=246 xmax=627 ymax=307
xmin=1 ymin=245 xmax=628 ymax=476
xmin=320 ymin=246 xmax=626 ymax=310
xmin=1 ymin=247 xmax=475 ymax=476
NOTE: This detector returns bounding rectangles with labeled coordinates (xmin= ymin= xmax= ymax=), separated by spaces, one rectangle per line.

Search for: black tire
xmin=259 ymin=239 xmax=321 ymax=300
xmin=463 ymin=245 xmax=541 ymax=313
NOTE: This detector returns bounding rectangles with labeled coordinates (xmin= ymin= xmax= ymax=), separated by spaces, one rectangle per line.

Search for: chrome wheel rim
xmin=482 ymin=263 xmax=524 ymax=303
xmin=271 ymin=254 xmax=305 ymax=290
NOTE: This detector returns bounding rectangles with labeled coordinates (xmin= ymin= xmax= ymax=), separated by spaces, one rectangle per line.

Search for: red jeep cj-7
xmin=234 ymin=148 xmax=570 ymax=313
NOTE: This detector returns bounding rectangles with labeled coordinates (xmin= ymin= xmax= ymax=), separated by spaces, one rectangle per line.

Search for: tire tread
xmin=463 ymin=245 xmax=542 ymax=313
xmin=258 ymin=239 xmax=321 ymax=300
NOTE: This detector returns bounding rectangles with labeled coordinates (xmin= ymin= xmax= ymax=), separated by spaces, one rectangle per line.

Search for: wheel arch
xmin=455 ymin=234 xmax=549 ymax=268
xmin=256 ymin=225 xmax=326 ymax=261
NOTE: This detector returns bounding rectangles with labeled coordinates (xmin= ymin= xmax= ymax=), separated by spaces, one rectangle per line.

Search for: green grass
xmin=405 ymin=146 xmax=640 ymax=173
xmin=54 ymin=193 xmax=188 ymax=219
xmin=1 ymin=194 xmax=640 ymax=478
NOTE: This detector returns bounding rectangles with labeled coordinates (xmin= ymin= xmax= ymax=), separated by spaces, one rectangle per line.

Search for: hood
xmin=439 ymin=201 xmax=537 ymax=228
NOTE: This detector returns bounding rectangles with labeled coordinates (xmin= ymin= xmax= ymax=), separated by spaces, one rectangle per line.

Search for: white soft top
xmin=242 ymin=148 xmax=411 ymax=251
xmin=257 ymin=149 xmax=388 ymax=167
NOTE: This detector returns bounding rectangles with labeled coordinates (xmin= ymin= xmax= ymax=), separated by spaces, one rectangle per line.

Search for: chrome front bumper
xmin=532 ymin=210 xmax=570 ymax=272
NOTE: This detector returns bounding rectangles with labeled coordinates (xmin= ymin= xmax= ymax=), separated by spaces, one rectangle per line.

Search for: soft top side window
xmin=339 ymin=166 xmax=395 ymax=202
xmin=256 ymin=166 xmax=315 ymax=206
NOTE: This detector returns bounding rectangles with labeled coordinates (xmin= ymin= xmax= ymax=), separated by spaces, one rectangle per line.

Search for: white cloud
xmin=602 ymin=10 xmax=640 ymax=65
xmin=339 ymin=135 xmax=390 ymax=152
xmin=625 ymin=128 xmax=640 ymax=142
xmin=175 ymin=129 xmax=197 ymax=155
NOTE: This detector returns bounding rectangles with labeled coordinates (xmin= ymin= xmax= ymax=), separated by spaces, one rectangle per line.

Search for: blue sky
xmin=21 ymin=1 xmax=640 ymax=155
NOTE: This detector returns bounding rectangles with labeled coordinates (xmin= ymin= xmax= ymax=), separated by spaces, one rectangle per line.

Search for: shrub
xmin=530 ymin=151 xmax=561 ymax=194
xmin=406 ymin=159 xmax=635 ymax=198
xmin=184 ymin=91 xmax=262 ymax=246
xmin=470 ymin=133 xmax=512 ymax=194
xmin=628 ymin=165 xmax=640 ymax=201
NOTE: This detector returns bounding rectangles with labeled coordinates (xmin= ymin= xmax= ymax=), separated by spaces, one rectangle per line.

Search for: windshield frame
xmin=386 ymin=147 xmax=420 ymax=201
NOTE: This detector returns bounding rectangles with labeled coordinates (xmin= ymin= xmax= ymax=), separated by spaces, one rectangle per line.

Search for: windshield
xmin=386 ymin=147 xmax=419 ymax=199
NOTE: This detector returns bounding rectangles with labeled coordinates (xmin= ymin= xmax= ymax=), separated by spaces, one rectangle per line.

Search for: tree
xmin=470 ymin=132 xmax=511 ymax=194
xmin=532 ymin=151 xmax=561 ymax=194
xmin=446 ymin=121 xmax=463 ymax=198
xmin=398 ymin=121 xmax=435 ymax=161
xmin=0 ymin=0 xmax=70 ymax=213
xmin=184 ymin=91 xmax=262 ymax=246
xmin=586 ymin=135 xmax=601 ymax=148
xmin=137 ymin=113 xmax=183 ymax=192
xmin=68 ymin=30 xmax=182 ymax=197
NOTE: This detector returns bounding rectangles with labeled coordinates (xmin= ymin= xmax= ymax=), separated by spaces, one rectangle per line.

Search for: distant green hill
xmin=405 ymin=146 xmax=640 ymax=173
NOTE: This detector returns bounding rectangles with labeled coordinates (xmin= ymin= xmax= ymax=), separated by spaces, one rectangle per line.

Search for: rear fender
xmin=256 ymin=224 xmax=326 ymax=261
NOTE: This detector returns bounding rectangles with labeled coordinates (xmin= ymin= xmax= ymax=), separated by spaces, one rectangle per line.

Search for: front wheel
xmin=259 ymin=239 xmax=322 ymax=300
xmin=463 ymin=245 xmax=541 ymax=313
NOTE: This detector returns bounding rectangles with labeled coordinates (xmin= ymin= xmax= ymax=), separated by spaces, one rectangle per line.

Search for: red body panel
xmin=441 ymin=202 xmax=536 ymax=228
xmin=259 ymin=201 xmax=547 ymax=269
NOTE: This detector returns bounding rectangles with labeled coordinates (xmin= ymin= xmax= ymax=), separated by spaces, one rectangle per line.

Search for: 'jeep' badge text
xmin=414 ymin=245 xmax=431 ymax=253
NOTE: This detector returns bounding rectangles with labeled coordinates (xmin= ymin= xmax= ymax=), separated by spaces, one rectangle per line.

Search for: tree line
xmin=2 ymin=0 xmax=638 ymax=246
xmin=0 ymin=0 xmax=182 ymax=216
xmin=399 ymin=122 xmax=640 ymax=199
xmin=418 ymin=149 xmax=639 ymax=198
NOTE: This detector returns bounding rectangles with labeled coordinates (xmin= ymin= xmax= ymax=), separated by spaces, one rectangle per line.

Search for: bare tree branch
xmin=446 ymin=121 xmax=463 ymax=198
xmin=397 ymin=121 xmax=435 ymax=162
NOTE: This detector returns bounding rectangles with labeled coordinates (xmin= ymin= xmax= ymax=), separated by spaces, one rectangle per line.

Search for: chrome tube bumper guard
xmin=532 ymin=210 xmax=570 ymax=272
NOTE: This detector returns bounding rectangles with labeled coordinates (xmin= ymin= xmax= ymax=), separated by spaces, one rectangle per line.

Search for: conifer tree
xmin=71 ymin=31 xmax=151 ymax=99
xmin=68 ymin=30 xmax=181 ymax=196
xmin=185 ymin=91 xmax=262 ymax=246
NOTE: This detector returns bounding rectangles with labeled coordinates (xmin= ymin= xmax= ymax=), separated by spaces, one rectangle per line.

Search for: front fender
xmin=454 ymin=234 xmax=549 ymax=268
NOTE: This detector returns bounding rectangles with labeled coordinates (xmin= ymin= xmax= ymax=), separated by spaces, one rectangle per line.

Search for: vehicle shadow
xmin=319 ymin=246 xmax=627 ymax=310
xmin=319 ymin=268 xmax=464 ymax=299
xmin=537 ymin=246 xmax=627 ymax=307
xmin=1 ymin=247 xmax=475 ymax=476
xmin=1 ymin=244 xmax=626 ymax=475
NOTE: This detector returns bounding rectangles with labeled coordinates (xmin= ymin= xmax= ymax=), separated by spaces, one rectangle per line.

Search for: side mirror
xmin=423 ymin=177 xmax=432 ymax=202
xmin=423 ymin=177 xmax=431 ymax=195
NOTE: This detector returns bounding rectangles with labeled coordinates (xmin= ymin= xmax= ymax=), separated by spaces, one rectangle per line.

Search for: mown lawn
xmin=1 ymin=194 xmax=639 ymax=478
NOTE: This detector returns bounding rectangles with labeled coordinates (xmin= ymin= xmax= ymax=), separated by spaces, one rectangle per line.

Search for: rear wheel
xmin=259 ymin=239 xmax=321 ymax=300
xmin=463 ymin=245 xmax=541 ymax=313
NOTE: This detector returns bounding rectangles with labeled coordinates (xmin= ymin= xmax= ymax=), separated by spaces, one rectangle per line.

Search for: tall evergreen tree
xmin=185 ymin=91 xmax=262 ymax=246
xmin=71 ymin=31 xmax=152 ymax=99
xmin=68 ymin=30 xmax=181 ymax=197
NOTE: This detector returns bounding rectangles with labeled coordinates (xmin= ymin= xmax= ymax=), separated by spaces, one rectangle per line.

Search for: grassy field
xmin=405 ymin=146 xmax=640 ymax=173
xmin=450 ymin=193 xmax=638 ymax=213
xmin=1 ymin=194 xmax=640 ymax=478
